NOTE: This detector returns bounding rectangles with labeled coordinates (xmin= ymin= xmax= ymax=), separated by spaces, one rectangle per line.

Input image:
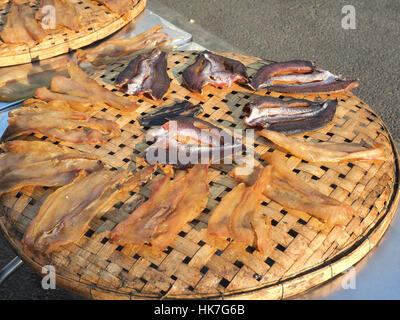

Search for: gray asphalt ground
xmin=1 ymin=0 xmax=399 ymax=300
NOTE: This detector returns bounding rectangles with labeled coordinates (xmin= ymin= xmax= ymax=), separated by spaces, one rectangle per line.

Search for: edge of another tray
xmin=0 ymin=0 xmax=147 ymax=67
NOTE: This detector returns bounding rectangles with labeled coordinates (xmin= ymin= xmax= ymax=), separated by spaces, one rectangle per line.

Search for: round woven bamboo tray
xmin=0 ymin=51 xmax=399 ymax=300
xmin=0 ymin=0 xmax=146 ymax=67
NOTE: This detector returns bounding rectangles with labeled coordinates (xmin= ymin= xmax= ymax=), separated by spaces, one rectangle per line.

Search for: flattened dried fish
xmin=244 ymin=96 xmax=338 ymax=134
xmin=110 ymin=167 xmax=186 ymax=245
xmin=145 ymin=116 xmax=244 ymax=168
xmin=0 ymin=0 xmax=47 ymax=46
xmin=1 ymin=103 xmax=121 ymax=145
xmin=75 ymin=26 xmax=169 ymax=67
xmin=23 ymin=165 xmax=156 ymax=253
xmin=115 ymin=49 xmax=170 ymax=100
xmin=95 ymin=0 xmax=133 ymax=15
xmin=208 ymin=167 xmax=271 ymax=252
xmin=258 ymin=129 xmax=386 ymax=162
xmin=52 ymin=63 xmax=139 ymax=112
xmin=0 ymin=140 xmax=102 ymax=195
xmin=138 ymin=101 xmax=203 ymax=127
xmin=36 ymin=0 xmax=82 ymax=31
xmin=36 ymin=63 xmax=139 ymax=113
xmin=151 ymin=164 xmax=209 ymax=250
xmin=182 ymin=51 xmax=249 ymax=93
xmin=250 ymin=60 xmax=358 ymax=94
xmin=233 ymin=153 xmax=355 ymax=226
xmin=250 ymin=60 xmax=314 ymax=90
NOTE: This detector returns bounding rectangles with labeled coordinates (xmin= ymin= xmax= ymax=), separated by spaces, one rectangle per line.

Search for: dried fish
xmin=23 ymin=165 xmax=156 ymax=253
xmin=243 ymin=95 xmax=338 ymax=134
xmin=0 ymin=140 xmax=103 ymax=195
xmin=258 ymin=129 xmax=386 ymax=162
xmin=115 ymin=49 xmax=170 ymax=100
xmin=138 ymin=101 xmax=203 ymax=127
xmin=182 ymin=51 xmax=249 ymax=93
xmin=36 ymin=0 xmax=82 ymax=31
xmin=250 ymin=60 xmax=358 ymax=94
xmin=111 ymin=164 xmax=209 ymax=250
xmin=1 ymin=102 xmax=121 ymax=145
xmin=0 ymin=0 xmax=47 ymax=46
xmin=232 ymin=153 xmax=355 ymax=226
xmin=74 ymin=26 xmax=169 ymax=67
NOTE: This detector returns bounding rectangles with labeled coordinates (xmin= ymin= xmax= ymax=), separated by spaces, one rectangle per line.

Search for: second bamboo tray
xmin=0 ymin=0 xmax=146 ymax=67
xmin=0 ymin=51 xmax=399 ymax=299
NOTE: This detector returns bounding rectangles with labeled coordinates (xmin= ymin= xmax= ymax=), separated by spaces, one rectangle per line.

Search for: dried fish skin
xmin=1 ymin=103 xmax=121 ymax=145
xmin=244 ymin=96 xmax=338 ymax=135
xmin=182 ymin=51 xmax=249 ymax=93
xmin=74 ymin=26 xmax=169 ymax=67
xmin=150 ymin=164 xmax=209 ymax=250
xmin=110 ymin=168 xmax=186 ymax=245
xmin=115 ymin=49 xmax=170 ymax=100
xmin=138 ymin=101 xmax=203 ymax=127
xmin=36 ymin=0 xmax=82 ymax=31
xmin=0 ymin=0 xmax=47 ymax=46
xmin=262 ymin=153 xmax=355 ymax=226
xmin=258 ymin=129 xmax=386 ymax=163
xmin=23 ymin=165 xmax=155 ymax=253
xmin=0 ymin=140 xmax=103 ymax=195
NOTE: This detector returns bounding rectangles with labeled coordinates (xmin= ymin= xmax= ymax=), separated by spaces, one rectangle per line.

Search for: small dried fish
xmin=115 ymin=49 xmax=170 ymax=100
xmin=250 ymin=60 xmax=358 ymax=94
xmin=243 ymin=95 xmax=338 ymax=134
xmin=182 ymin=51 xmax=249 ymax=93
xmin=138 ymin=101 xmax=203 ymax=127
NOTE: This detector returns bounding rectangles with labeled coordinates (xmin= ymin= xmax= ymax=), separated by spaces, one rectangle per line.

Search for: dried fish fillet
xmin=95 ymin=0 xmax=133 ymax=15
xmin=115 ymin=49 xmax=170 ymax=100
xmin=208 ymin=167 xmax=271 ymax=252
xmin=23 ymin=166 xmax=156 ymax=253
xmin=207 ymin=183 xmax=246 ymax=238
xmin=233 ymin=153 xmax=355 ymax=226
xmin=0 ymin=140 xmax=103 ymax=195
xmin=49 ymin=63 xmax=139 ymax=112
xmin=138 ymin=101 xmax=203 ymax=127
xmin=0 ymin=0 xmax=47 ymax=46
xmin=111 ymin=164 xmax=209 ymax=250
xmin=74 ymin=26 xmax=169 ymax=67
xmin=110 ymin=167 xmax=186 ymax=245
xmin=36 ymin=0 xmax=82 ymax=31
xmin=151 ymin=164 xmax=209 ymax=250
xmin=258 ymin=129 xmax=386 ymax=162
xmin=1 ymin=103 xmax=121 ymax=145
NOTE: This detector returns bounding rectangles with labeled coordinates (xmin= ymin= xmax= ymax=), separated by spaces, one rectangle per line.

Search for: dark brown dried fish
xmin=243 ymin=96 xmax=338 ymax=135
xmin=138 ymin=101 xmax=203 ymax=127
xmin=115 ymin=49 xmax=170 ymax=100
xmin=250 ymin=60 xmax=358 ymax=94
xmin=182 ymin=51 xmax=249 ymax=93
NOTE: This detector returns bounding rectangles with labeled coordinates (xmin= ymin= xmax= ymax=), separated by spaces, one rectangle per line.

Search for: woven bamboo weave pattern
xmin=0 ymin=0 xmax=146 ymax=67
xmin=0 ymin=51 xmax=398 ymax=299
